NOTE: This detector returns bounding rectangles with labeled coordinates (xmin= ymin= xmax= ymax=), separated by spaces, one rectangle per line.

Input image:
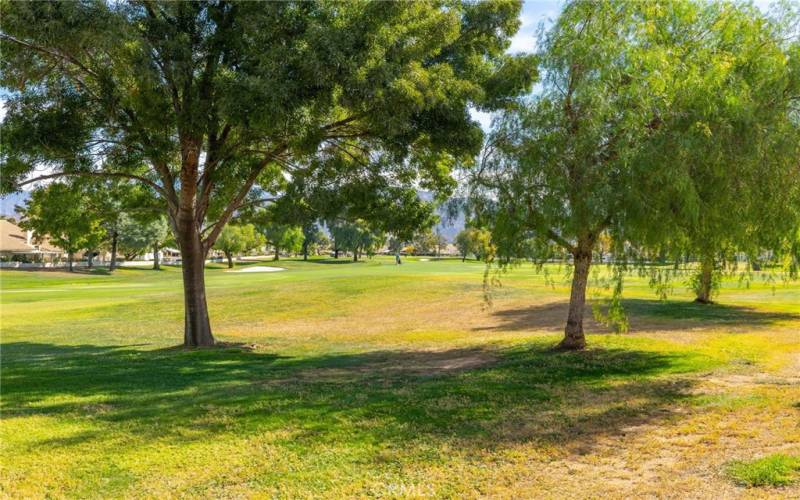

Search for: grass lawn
xmin=1 ymin=257 xmax=799 ymax=498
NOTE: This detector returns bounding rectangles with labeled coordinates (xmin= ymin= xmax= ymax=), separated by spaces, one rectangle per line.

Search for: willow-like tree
xmin=1 ymin=0 xmax=535 ymax=346
xmin=470 ymin=0 xmax=799 ymax=349
xmin=647 ymin=5 xmax=800 ymax=303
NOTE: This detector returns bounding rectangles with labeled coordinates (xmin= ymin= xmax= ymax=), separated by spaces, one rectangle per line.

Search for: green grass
xmin=2 ymin=257 xmax=799 ymax=497
xmin=726 ymin=454 xmax=800 ymax=487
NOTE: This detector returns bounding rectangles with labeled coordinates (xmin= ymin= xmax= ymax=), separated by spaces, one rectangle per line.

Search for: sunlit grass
xmin=1 ymin=257 xmax=799 ymax=497
xmin=726 ymin=454 xmax=800 ymax=487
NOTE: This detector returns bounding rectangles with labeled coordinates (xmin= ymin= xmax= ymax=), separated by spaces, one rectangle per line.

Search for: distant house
xmin=0 ymin=219 xmax=65 ymax=263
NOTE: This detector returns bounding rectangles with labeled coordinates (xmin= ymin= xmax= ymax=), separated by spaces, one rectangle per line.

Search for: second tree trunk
xmin=695 ymin=256 xmax=714 ymax=304
xmin=109 ymin=231 xmax=118 ymax=272
xmin=559 ymin=248 xmax=592 ymax=350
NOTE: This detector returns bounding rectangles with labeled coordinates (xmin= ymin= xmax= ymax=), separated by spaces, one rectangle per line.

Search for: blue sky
xmin=470 ymin=1 xmax=564 ymax=129
xmin=508 ymin=0 xmax=775 ymax=54
xmin=509 ymin=0 xmax=564 ymax=54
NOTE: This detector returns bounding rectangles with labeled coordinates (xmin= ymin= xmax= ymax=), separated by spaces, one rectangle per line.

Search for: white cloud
xmin=507 ymin=1 xmax=562 ymax=54
xmin=507 ymin=12 xmax=538 ymax=54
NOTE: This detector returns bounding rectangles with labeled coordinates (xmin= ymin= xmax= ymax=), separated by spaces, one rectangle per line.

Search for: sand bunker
xmin=230 ymin=266 xmax=286 ymax=273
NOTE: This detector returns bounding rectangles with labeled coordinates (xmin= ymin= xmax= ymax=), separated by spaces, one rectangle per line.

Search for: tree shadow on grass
xmin=476 ymin=298 xmax=799 ymax=333
xmin=2 ymin=341 xmax=701 ymax=458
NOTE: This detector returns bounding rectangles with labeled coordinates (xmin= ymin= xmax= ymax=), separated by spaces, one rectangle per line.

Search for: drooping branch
xmin=17 ymin=171 xmax=168 ymax=198
xmin=0 ymin=34 xmax=99 ymax=79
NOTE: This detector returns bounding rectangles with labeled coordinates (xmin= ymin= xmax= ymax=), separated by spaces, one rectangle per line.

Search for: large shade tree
xmin=469 ymin=0 xmax=800 ymax=349
xmin=1 ymin=0 xmax=536 ymax=346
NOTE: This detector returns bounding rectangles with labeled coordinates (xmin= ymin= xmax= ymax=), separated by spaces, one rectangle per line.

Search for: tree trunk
xmin=109 ymin=231 xmax=118 ymax=272
xmin=353 ymin=251 xmax=358 ymax=262
xmin=87 ymin=252 xmax=94 ymax=269
xmin=558 ymin=248 xmax=592 ymax=350
xmin=177 ymin=227 xmax=214 ymax=347
xmin=153 ymin=243 xmax=160 ymax=270
xmin=172 ymin=136 xmax=215 ymax=347
xmin=303 ymin=241 xmax=309 ymax=261
xmin=273 ymin=245 xmax=280 ymax=261
xmin=226 ymin=252 xmax=234 ymax=268
xmin=695 ymin=256 xmax=714 ymax=304
xmin=334 ymin=247 xmax=339 ymax=259
xmin=68 ymin=252 xmax=74 ymax=272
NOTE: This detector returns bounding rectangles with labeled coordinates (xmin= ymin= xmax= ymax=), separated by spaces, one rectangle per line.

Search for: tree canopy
xmin=19 ymin=183 xmax=106 ymax=271
xmin=469 ymin=0 xmax=800 ymax=349
xmin=1 ymin=0 xmax=535 ymax=346
xmin=455 ymin=227 xmax=493 ymax=261
xmin=330 ymin=220 xmax=384 ymax=261
xmin=117 ymin=214 xmax=170 ymax=262
xmin=648 ymin=2 xmax=800 ymax=302
xmin=213 ymin=223 xmax=264 ymax=268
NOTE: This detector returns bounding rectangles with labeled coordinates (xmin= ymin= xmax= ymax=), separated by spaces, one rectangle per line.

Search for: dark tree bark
xmin=273 ymin=245 xmax=280 ymax=261
xmin=695 ymin=256 xmax=715 ymax=304
xmin=558 ymin=245 xmax=592 ymax=350
xmin=353 ymin=250 xmax=358 ymax=262
xmin=226 ymin=251 xmax=234 ymax=268
xmin=109 ymin=230 xmax=118 ymax=271
xmin=178 ymin=226 xmax=214 ymax=347
xmin=68 ymin=252 xmax=74 ymax=272
xmin=302 ymin=241 xmax=309 ymax=261
xmin=334 ymin=247 xmax=339 ymax=259
xmin=173 ymin=142 xmax=215 ymax=347
xmin=152 ymin=243 xmax=160 ymax=270
xmin=87 ymin=252 xmax=94 ymax=269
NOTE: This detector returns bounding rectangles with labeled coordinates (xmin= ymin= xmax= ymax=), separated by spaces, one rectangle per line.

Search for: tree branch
xmin=524 ymin=196 xmax=576 ymax=253
xmin=201 ymin=144 xmax=287 ymax=251
xmin=0 ymin=34 xmax=99 ymax=79
xmin=17 ymin=171 xmax=167 ymax=198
